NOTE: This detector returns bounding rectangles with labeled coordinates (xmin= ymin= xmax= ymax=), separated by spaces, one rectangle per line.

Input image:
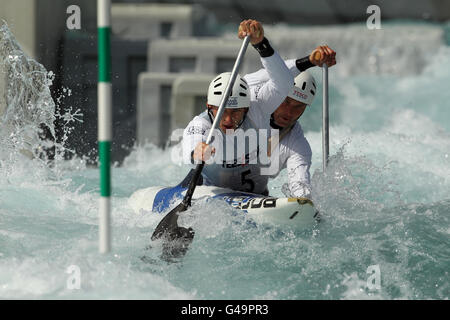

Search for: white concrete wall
xmin=200 ymin=0 xmax=450 ymax=24
xmin=0 ymin=0 xmax=37 ymax=59
xmin=0 ymin=63 xmax=6 ymax=118
xmin=112 ymin=3 xmax=193 ymax=40
xmin=137 ymin=72 xmax=181 ymax=146
xmin=170 ymin=74 xmax=214 ymax=130
xmin=0 ymin=0 xmax=97 ymax=75
xmin=148 ymin=37 xmax=260 ymax=75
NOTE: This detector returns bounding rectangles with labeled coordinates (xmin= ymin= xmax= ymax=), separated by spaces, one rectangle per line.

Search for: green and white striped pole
xmin=97 ymin=0 xmax=112 ymax=253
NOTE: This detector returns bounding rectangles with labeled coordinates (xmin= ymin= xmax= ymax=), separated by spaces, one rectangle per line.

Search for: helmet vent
xmin=310 ymin=90 xmax=315 ymax=95
xmin=239 ymin=93 xmax=247 ymax=97
xmin=214 ymin=83 xmax=221 ymax=88
xmin=302 ymin=82 xmax=306 ymax=90
xmin=240 ymin=84 xmax=247 ymax=90
xmin=214 ymin=91 xmax=222 ymax=95
xmin=214 ymin=77 xmax=222 ymax=83
xmin=312 ymin=82 xmax=316 ymax=89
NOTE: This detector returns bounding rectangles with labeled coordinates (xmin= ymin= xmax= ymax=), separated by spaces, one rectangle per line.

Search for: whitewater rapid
xmin=0 ymin=21 xmax=449 ymax=299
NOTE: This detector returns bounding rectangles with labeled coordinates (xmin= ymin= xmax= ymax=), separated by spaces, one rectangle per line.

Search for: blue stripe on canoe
xmin=152 ymin=188 xmax=263 ymax=213
xmin=152 ymin=185 xmax=186 ymax=213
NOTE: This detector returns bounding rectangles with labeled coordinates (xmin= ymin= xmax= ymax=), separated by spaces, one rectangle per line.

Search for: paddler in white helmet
xmin=182 ymin=19 xmax=294 ymax=196
xmin=243 ymin=44 xmax=336 ymax=199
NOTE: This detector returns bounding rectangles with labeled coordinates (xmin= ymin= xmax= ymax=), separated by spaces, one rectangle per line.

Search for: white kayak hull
xmin=129 ymin=184 xmax=319 ymax=229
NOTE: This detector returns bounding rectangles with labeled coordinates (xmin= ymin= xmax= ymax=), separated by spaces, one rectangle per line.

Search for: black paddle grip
xmin=182 ymin=163 xmax=205 ymax=207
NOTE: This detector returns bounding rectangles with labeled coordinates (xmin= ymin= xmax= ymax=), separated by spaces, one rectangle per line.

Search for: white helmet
xmin=207 ymin=72 xmax=250 ymax=109
xmin=287 ymin=71 xmax=317 ymax=105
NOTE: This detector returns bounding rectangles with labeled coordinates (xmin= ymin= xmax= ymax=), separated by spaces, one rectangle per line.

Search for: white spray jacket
xmin=244 ymin=59 xmax=313 ymax=199
xmin=182 ymin=53 xmax=312 ymax=198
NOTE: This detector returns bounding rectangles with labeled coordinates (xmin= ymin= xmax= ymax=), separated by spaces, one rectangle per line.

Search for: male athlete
xmin=183 ymin=20 xmax=336 ymax=199
xmin=243 ymin=45 xmax=336 ymax=199
xmin=182 ymin=19 xmax=294 ymax=196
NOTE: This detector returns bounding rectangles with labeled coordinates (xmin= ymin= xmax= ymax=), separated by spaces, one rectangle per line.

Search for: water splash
xmin=0 ymin=22 xmax=87 ymax=182
xmin=0 ymin=22 xmax=55 ymax=160
xmin=0 ymin=20 xmax=449 ymax=300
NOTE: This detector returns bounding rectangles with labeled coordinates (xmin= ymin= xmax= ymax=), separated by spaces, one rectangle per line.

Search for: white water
xmin=0 ymin=21 xmax=449 ymax=299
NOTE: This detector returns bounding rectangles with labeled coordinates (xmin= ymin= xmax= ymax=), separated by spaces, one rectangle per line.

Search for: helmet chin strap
xmin=207 ymin=107 xmax=215 ymax=123
xmin=234 ymin=109 xmax=248 ymax=129
xmin=270 ymin=114 xmax=283 ymax=130
xmin=207 ymin=107 xmax=248 ymax=131
xmin=270 ymin=112 xmax=302 ymax=130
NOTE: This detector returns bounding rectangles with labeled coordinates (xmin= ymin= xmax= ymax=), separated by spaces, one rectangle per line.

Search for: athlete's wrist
xmin=252 ymin=37 xmax=274 ymax=58
xmin=295 ymin=56 xmax=315 ymax=72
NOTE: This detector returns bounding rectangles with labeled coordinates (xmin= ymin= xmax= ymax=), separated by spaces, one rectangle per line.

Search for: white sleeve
xmin=245 ymin=51 xmax=294 ymax=117
xmin=285 ymin=126 xmax=312 ymax=199
xmin=244 ymin=59 xmax=300 ymax=87
xmin=182 ymin=117 xmax=209 ymax=166
xmin=284 ymin=59 xmax=302 ymax=78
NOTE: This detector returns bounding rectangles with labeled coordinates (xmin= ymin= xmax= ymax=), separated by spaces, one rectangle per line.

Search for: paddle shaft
xmin=182 ymin=162 xmax=204 ymax=207
xmin=205 ymin=36 xmax=251 ymax=144
xmin=183 ymin=35 xmax=251 ymax=206
xmin=322 ymin=63 xmax=329 ymax=171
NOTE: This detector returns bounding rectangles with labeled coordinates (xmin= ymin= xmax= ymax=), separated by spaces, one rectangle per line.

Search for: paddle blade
xmin=151 ymin=201 xmax=195 ymax=260
xmin=161 ymin=224 xmax=195 ymax=261
xmin=151 ymin=202 xmax=186 ymax=241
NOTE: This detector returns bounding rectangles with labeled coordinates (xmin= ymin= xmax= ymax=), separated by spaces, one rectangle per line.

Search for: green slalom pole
xmin=98 ymin=0 xmax=112 ymax=253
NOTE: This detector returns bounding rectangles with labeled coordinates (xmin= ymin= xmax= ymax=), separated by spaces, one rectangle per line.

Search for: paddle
xmin=322 ymin=63 xmax=329 ymax=171
xmin=151 ymin=35 xmax=251 ymax=259
xmin=312 ymin=49 xmax=330 ymax=170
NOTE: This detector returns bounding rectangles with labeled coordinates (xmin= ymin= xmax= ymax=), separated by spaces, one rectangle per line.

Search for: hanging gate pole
xmin=98 ymin=0 xmax=112 ymax=253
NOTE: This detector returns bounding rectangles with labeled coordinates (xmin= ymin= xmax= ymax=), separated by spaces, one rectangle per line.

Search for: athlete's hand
xmin=238 ymin=19 xmax=264 ymax=45
xmin=309 ymin=45 xmax=336 ymax=67
xmin=193 ymin=142 xmax=215 ymax=162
